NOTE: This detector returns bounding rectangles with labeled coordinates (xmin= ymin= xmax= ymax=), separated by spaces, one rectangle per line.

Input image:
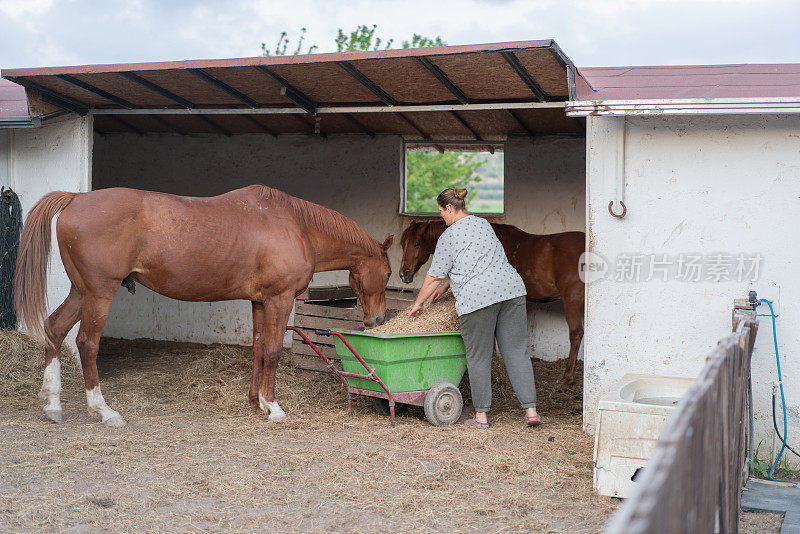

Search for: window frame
xmin=400 ymin=141 xmax=506 ymax=218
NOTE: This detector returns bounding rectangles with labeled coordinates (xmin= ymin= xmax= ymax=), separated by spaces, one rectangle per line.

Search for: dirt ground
xmin=0 ymin=335 xmax=624 ymax=533
xmin=739 ymin=511 xmax=784 ymax=533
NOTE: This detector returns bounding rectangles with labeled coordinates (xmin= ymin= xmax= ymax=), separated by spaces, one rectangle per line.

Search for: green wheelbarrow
xmin=287 ymin=327 xmax=467 ymax=426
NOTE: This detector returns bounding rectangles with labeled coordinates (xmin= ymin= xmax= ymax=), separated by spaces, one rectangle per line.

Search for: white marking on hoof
xmin=259 ymin=393 xmax=287 ymax=422
xmin=44 ymin=408 xmax=63 ymax=423
xmin=86 ymin=386 xmax=125 ymax=427
xmin=40 ymin=359 xmax=62 ymax=419
xmin=102 ymin=414 xmax=127 ymax=428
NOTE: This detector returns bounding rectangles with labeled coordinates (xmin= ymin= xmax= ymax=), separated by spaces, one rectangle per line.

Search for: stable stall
xmin=0 ymin=40 xmax=586 ymax=372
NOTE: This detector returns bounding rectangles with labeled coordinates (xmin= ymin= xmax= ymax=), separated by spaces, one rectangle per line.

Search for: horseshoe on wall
xmin=608 ymin=200 xmax=627 ymax=219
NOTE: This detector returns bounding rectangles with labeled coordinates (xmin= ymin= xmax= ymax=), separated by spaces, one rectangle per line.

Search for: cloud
xmin=0 ymin=0 xmax=798 ymax=70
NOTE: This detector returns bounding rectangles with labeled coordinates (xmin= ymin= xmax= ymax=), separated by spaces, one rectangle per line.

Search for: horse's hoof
xmin=44 ymin=408 xmax=63 ymax=423
xmin=102 ymin=414 xmax=127 ymax=428
xmin=268 ymin=412 xmax=287 ymax=422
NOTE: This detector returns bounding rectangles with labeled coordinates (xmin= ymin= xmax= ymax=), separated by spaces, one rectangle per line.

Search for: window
xmin=403 ymin=143 xmax=504 ymax=215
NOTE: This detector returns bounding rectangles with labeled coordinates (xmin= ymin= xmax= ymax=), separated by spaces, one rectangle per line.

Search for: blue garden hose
xmin=759 ymin=299 xmax=800 ymax=482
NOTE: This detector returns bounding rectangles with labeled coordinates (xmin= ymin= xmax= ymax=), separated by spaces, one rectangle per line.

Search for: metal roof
xmin=1 ymin=40 xmax=583 ymax=139
xmin=576 ymin=64 xmax=800 ymax=100
xmin=0 ymin=77 xmax=38 ymax=127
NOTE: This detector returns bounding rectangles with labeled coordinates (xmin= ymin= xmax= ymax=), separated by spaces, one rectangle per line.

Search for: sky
xmin=1 ymin=0 xmax=799 ymax=71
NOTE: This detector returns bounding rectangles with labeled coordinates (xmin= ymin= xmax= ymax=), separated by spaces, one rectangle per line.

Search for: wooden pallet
xmin=290 ymin=286 xmax=417 ymax=371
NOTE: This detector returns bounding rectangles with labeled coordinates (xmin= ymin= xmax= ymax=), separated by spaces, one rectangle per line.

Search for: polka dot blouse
xmin=427 ymin=215 xmax=526 ymax=316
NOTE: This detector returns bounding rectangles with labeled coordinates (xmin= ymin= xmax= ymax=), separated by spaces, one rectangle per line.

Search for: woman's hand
xmin=410 ymin=275 xmax=443 ymax=319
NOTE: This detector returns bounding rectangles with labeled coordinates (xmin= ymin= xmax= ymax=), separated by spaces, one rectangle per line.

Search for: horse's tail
xmin=13 ymin=191 xmax=78 ymax=345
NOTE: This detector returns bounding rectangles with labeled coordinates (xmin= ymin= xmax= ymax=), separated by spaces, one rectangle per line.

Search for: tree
xmin=261 ymin=28 xmax=318 ymax=56
xmin=262 ymin=24 xmax=445 ymax=56
xmin=405 ymin=151 xmax=487 ymax=213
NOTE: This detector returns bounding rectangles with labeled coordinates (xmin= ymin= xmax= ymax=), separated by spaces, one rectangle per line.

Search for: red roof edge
xmin=1 ymin=40 xmax=556 ymax=77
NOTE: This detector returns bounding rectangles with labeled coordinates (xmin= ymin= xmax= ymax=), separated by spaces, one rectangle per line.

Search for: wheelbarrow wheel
xmin=372 ymin=397 xmax=409 ymax=417
xmin=423 ymin=381 xmax=463 ymax=426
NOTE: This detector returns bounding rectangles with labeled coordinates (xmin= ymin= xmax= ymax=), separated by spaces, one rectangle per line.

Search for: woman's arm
xmin=428 ymin=278 xmax=450 ymax=304
xmin=409 ymin=275 xmax=444 ymax=318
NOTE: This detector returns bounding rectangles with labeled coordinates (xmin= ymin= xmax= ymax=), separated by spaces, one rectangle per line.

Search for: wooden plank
xmin=387 ymin=297 xmax=414 ymax=310
xmin=295 ymin=301 xmax=362 ymax=321
xmin=289 ymin=354 xmax=344 ymax=373
xmin=783 ymin=510 xmax=800 ymax=534
xmin=292 ymin=339 xmax=339 ymax=360
xmin=293 ymin=315 xmax=363 ymax=331
xmin=307 ymin=285 xmax=356 ymax=300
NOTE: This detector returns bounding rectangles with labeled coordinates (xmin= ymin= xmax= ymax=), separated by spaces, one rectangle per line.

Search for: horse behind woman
xmin=14 ymin=185 xmax=393 ymax=427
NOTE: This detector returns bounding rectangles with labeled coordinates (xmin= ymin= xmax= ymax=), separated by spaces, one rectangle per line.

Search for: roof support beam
xmin=507 ymin=109 xmax=535 ymax=137
xmin=197 ymin=115 xmax=231 ymax=136
xmin=499 ymin=52 xmax=549 ymax=102
xmin=241 ymin=115 xmax=278 ymax=137
xmin=450 ymin=111 xmax=495 ymax=153
xmin=105 ymin=115 xmax=143 ymax=135
xmin=336 ymin=62 xmax=398 ymax=106
xmin=450 ymin=110 xmax=480 ymax=139
xmin=396 ymin=113 xmax=443 ymax=152
xmin=150 ymin=115 xmax=187 ymax=135
xmin=292 ymin=114 xmax=326 ymax=138
xmin=253 ymin=66 xmax=317 ymax=114
xmin=189 ymin=69 xmax=260 ymax=108
xmin=343 ymin=113 xmax=375 ymax=137
xmin=55 ymin=74 xmax=136 ymax=108
xmin=90 ymin=101 xmax=566 ymax=115
xmin=119 ymin=71 xmax=195 ymax=108
xmin=415 ymin=57 xmax=471 ymax=104
xmin=13 ymin=78 xmax=90 ymax=115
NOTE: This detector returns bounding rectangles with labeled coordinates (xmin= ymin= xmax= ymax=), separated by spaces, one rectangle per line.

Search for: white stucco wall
xmin=0 ymin=116 xmax=93 ymax=352
xmin=584 ymin=114 xmax=800 ymax=461
xmin=92 ymin=132 xmax=586 ymax=357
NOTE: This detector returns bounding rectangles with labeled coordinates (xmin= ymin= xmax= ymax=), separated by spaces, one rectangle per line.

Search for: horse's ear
xmin=381 ymin=234 xmax=394 ymax=251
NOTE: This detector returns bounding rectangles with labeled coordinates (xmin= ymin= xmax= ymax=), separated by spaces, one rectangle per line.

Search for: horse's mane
xmin=255 ymin=186 xmax=381 ymax=255
xmin=423 ymin=220 xmax=447 ymax=246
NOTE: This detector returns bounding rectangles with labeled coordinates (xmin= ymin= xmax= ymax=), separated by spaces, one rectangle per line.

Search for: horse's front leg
xmin=249 ymin=301 xmax=266 ymax=407
xmin=257 ymin=290 xmax=295 ymax=422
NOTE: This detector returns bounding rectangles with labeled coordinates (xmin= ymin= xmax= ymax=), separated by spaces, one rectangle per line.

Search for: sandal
xmin=464 ymin=417 xmax=490 ymax=428
xmin=525 ymin=414 xmax=542 ymax=427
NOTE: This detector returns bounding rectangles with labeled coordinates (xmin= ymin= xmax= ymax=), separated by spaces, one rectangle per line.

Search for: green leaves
xmin=261 ymin=28 xmax=318 ymax=56
xmin=405 ymin=151 xmax=488 ymax=213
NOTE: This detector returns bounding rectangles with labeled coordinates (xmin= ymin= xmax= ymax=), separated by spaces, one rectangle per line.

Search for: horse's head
xmin=350 ymin=234 xmax=394 ymax=327
xmin=399 ymin=221 xmax=437 ymax=284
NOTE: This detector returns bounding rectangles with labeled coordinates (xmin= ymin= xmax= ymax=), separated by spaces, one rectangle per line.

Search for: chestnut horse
xmin=399 ymin=220 xmax=584 ymax=382
xmin=14 ymin=185 xmax=393 ymax=427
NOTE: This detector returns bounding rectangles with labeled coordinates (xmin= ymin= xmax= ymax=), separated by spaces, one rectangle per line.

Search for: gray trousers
xmin=458 ymin=296 xmax=536 ymax=412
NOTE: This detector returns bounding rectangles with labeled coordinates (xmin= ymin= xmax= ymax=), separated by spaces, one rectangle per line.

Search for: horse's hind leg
xmin=249 ymin=301 xmax=266 ymax=407
xmin=561 ymin=286 xmax=585 ymax=384
xmin=40 ymin=287 xmax=82 ymax=422
xmin=76 ymin=291 xmax=125 ymax=427
xmin=257 ymin=290 xmax=295 ymax=422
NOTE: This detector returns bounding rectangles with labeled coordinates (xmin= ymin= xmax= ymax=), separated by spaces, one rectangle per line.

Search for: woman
xmin=408 ymin=188 xmax=540 ymax=428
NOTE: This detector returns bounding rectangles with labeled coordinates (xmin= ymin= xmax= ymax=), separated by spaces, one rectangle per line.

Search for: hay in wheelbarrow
xmin=370 ymin=290 xmax=460 ymax=334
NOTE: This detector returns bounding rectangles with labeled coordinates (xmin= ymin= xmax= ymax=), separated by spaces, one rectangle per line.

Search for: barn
xmin=1 ymin=41 xmax=798 ymax=459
